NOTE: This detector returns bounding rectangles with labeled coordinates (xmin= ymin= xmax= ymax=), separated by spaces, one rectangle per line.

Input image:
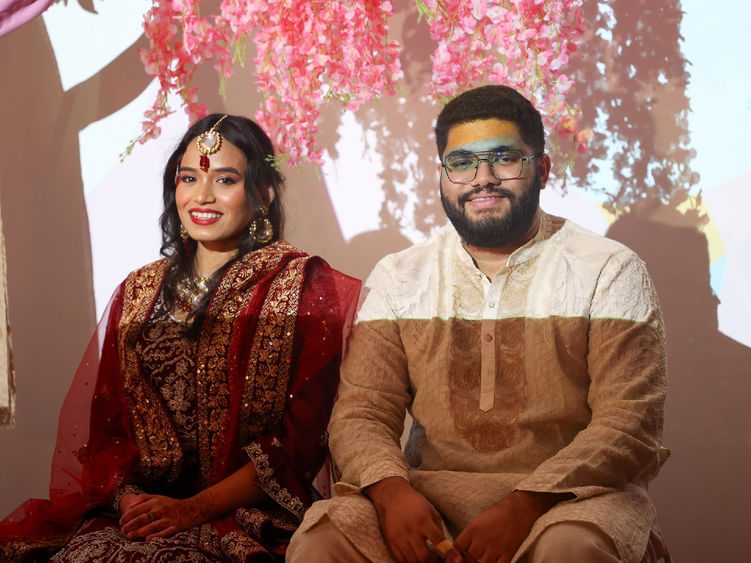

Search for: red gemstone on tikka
xmin=200 ymin=154 xmax=210 ymax=171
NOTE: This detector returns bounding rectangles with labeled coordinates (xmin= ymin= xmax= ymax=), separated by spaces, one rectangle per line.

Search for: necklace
xmin=175 ymin=275 xmax=210 ymax=312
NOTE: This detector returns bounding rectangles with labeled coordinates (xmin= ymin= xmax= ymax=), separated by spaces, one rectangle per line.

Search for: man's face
xmin=439 ymin=118 xmax=549 ymax=248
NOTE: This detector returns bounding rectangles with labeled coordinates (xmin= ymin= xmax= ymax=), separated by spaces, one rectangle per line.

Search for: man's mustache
xmin=458 ymin=186 xmax=515 ymax=205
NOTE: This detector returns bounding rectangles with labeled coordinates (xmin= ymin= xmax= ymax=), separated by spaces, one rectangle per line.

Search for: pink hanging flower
xmin=133 ymin=0 xmax=587 ymax=170
xmin=245 ymin=0 xmax=402 ymax=167
xmin=134 ymin=0 xmax=402 ymax=168
xmin=420 ymin=0 xmax=592 ymax=169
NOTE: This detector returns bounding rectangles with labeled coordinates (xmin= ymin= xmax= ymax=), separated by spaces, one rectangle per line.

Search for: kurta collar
xmin=454 ymin=208 xmax=555 ymax=274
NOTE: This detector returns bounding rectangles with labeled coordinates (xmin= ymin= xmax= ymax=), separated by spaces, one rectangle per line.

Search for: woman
xmin=0 ymin=115 xmax=360 ymax=561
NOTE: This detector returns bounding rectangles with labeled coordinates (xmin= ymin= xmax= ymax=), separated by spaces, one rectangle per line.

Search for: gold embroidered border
xmin=0 ymin=535 xmax=66 ymax=560
xmin=245 ymin=442 xmax=305 ymax=520
xmin=118 ymin=259 xmax=184 ymax=484
xmin=195 ymin=242 xmax=303 ymax=486
xmin=238 ymin=255 xmax=306 ymax=447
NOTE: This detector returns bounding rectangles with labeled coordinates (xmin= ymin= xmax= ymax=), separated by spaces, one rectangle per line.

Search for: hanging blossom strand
xmin=131 ymin=0 xmax=402 ymax=168
xmin=127 ymin=0 xmax=234 ymax=155
xmin=246 ymin=0 xmax=402 ymax=167
xmin=418 ymin=0 xmax=592 ymax=164
xmin=133 ymin=1 xmax=587 ymax=167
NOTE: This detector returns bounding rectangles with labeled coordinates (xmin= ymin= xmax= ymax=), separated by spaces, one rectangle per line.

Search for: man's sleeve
xmin=327 ymin=260 xmax=412 ymax=490
xmin=516 ymin=251 xmax=667 ymax=498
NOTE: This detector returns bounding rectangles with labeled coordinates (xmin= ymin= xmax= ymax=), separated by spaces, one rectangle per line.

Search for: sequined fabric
xmin=0 ymin=242 xmax=360 ymax=562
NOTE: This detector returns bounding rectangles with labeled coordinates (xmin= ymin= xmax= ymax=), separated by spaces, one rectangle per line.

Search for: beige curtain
xmin=0 ymin=199 xmax=13 ymax=427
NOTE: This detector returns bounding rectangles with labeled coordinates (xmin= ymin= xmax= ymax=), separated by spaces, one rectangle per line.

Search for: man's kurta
xmin=304 ymin=211 xmax=668 ymax=562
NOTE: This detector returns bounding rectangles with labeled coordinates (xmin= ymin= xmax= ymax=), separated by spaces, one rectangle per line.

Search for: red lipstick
xmin=189 ymin=208 xmax=223 ymax=225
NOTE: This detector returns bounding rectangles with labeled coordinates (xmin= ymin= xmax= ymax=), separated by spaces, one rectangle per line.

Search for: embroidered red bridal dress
xmin=0 ymin=242 xmax=359 ymax=562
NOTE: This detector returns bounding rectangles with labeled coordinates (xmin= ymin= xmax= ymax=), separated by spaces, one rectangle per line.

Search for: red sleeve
xmin=244 ymin=259 xmax=359 ymax=521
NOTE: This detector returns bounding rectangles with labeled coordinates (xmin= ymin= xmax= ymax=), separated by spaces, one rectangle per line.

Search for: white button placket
xmin=479 ymin=270 xmax=506 ymax=412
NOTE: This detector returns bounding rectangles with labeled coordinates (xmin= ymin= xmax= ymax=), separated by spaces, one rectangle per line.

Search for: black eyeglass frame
xmin=441 ymin=150 xmax=543 ymax=184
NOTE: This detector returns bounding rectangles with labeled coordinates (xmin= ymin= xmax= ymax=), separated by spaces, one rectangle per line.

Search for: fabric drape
xmin=0 ymin=241 xmax=359 ymax=561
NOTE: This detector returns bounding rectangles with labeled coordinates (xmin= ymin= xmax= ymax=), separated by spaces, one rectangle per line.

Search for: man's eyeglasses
xmin=442 ymin=150 xmax=542 ymax=184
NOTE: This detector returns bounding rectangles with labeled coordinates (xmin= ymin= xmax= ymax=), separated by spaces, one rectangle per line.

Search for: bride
xmin=0 ymin=114 xmax=359 ymax=561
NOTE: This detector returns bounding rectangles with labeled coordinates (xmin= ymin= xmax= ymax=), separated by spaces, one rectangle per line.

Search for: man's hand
xmin=365 ymin=476 xmax=462 ymax=563
xmin=119 ymin=494 xmax=204 ymax=541
xmin=453 ymin=491 xmax=571 ymax=563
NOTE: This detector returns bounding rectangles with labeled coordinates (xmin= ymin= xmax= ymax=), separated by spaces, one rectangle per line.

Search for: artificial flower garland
xmin=418 ymin=0 xmax=591 ymax=165
xmin=132 ymin=0 xmax=589 ymax=168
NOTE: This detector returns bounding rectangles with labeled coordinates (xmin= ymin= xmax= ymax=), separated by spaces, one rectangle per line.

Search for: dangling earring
xmin=253 ymin=209 xmax=273 ymax=244
xmin=180 ymin=225 xmax=190 ymax=241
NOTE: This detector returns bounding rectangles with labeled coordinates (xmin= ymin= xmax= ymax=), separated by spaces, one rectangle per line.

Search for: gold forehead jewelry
xmin=196 ymin=115 xmax=229 ymax=172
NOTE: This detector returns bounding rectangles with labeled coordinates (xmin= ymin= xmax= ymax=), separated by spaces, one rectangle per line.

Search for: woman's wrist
xmin=118 ymin=494 xmax=140 ymax=515
xmin=113 ymin=484 xmax=145 ymax=515
xmin=181 ymin=492 xmax=214 ymax=527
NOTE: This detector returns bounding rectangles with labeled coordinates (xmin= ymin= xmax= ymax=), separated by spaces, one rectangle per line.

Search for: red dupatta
xmin=0 ymin=242 xmax=359 ymax=560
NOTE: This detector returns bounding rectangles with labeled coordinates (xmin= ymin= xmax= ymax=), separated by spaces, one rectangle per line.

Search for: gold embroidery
xmin=111 ymin=483 xmax=144 ymax=514
xmin=239 ymin=255 xmax=306 ymax=446
xmin=0 ymin=536 xmax=65 ymax=561
xmin=49 ymin=516 xmax=222 ymax=561
xmin=194 ymin=242 xmax=307 ymax=485
xmin=117 ymin=243 xmax=308 ymax=491
xmin=119 ymin=259 xmax=184 ymax=484
xmin=245 ymin=442 xmax=306 ymax=520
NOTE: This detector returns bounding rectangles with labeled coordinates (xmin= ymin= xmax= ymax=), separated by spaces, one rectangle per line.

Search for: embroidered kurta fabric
xmin=0 ymin=242 xmax=359 ymax=562
xmin=303 ymin=211 xmax=667 ymax=563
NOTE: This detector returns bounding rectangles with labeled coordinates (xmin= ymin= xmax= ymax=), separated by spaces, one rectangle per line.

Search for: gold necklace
xmin=175 ymin=275 xmax=210 ymax=312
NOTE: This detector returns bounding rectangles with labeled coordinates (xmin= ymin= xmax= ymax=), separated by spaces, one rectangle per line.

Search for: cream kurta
xmin=303 ymin=211 xmax=667 ymax=562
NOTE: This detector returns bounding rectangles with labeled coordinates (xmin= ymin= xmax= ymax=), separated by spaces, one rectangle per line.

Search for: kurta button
xmin=488 ymin=302 xmax=495 ymax=308
xmin=484 ymin=333 xmax=493 ymax=342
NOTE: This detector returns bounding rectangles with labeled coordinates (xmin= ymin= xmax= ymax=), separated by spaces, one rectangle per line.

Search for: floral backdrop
xmin=136 ymin=0 xmax=589 ymax=169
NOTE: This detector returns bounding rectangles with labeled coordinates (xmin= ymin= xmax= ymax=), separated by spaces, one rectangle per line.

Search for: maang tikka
xmin=196 ymin=115 xmax=229 ymax=172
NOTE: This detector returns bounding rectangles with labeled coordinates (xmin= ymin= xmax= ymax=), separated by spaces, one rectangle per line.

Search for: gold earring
xmin=180 ymin=225 xmax=189 ymax=241
xmin=254 ymin=209 xmax=273 ymax=244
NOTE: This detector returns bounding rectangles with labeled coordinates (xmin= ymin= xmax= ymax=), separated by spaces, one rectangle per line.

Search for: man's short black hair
xmin=435 ymin=85 xmax=545 ymax=157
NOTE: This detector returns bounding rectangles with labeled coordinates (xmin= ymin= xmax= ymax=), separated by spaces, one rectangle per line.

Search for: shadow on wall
xmin=355 ymin=1 xmax=750 ymax=561
xmin=0 ymin=10 xmax=150 ymax=512
xmin=607 ymin=206 xmax=751 ymax=562
xmin=0 ymin=1 xmax=748 ymax=562
xmin=350 ymin=2 xmax=446 ymax=240
xmin=567 ymin=0 xmax=698 ymax=207
xmin=273 ymin=0 xmax=437 ymax=280
xmin=567 ymin=1 xmax=751 ymax=560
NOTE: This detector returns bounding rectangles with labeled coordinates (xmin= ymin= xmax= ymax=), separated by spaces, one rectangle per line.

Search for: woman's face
xmin=175 ymin=138 xmax=255 ymax=252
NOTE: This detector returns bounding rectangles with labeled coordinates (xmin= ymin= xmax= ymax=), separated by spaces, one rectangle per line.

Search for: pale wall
xmin=0 ymin=1 xmax=749 ymax=561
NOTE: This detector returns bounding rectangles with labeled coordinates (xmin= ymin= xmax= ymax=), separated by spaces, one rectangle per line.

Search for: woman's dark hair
xmin=159 ymin=114 xmax=285 ymax=335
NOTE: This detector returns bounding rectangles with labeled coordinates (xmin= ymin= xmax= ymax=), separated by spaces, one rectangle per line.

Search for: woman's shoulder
xmin=126 ymin=257 xmax=171 ymax=281
xmin=246 ymin=241 xmax=360 ymax=290
xmin=120 ymin=258 xmax=171 ymax=296
xmin=240 ymin=241 xmax=324 ymax=273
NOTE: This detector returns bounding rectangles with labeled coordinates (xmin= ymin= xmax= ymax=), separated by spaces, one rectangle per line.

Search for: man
xmin=288 ymin=85 xmax=669 ymax=562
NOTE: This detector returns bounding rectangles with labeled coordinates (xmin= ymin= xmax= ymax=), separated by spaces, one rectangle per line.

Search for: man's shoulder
xmin=372 ymin=224 xmax=456 ymax=273
xmin=378 ymin=224 xmax=458 ymax=267
xmin=549 ymin=214 xmax=639 ymax=263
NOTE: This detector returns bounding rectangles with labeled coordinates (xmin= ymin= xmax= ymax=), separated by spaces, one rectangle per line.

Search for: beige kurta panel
xmin=307 ymin=211 xmax=668 ymax=563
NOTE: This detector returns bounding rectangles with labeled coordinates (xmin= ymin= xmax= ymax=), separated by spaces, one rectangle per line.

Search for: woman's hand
xmin=117 ymin=463 xmax=267 ymax=541
xmin=119 ymin=494 xmax=203 ymax=541
xmin=118 ymin=493 xmax=141 ymax=516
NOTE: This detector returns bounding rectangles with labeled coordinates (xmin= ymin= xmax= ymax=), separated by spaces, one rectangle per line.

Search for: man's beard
xmin=440 ymin=173 xmax=541 ymax=248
